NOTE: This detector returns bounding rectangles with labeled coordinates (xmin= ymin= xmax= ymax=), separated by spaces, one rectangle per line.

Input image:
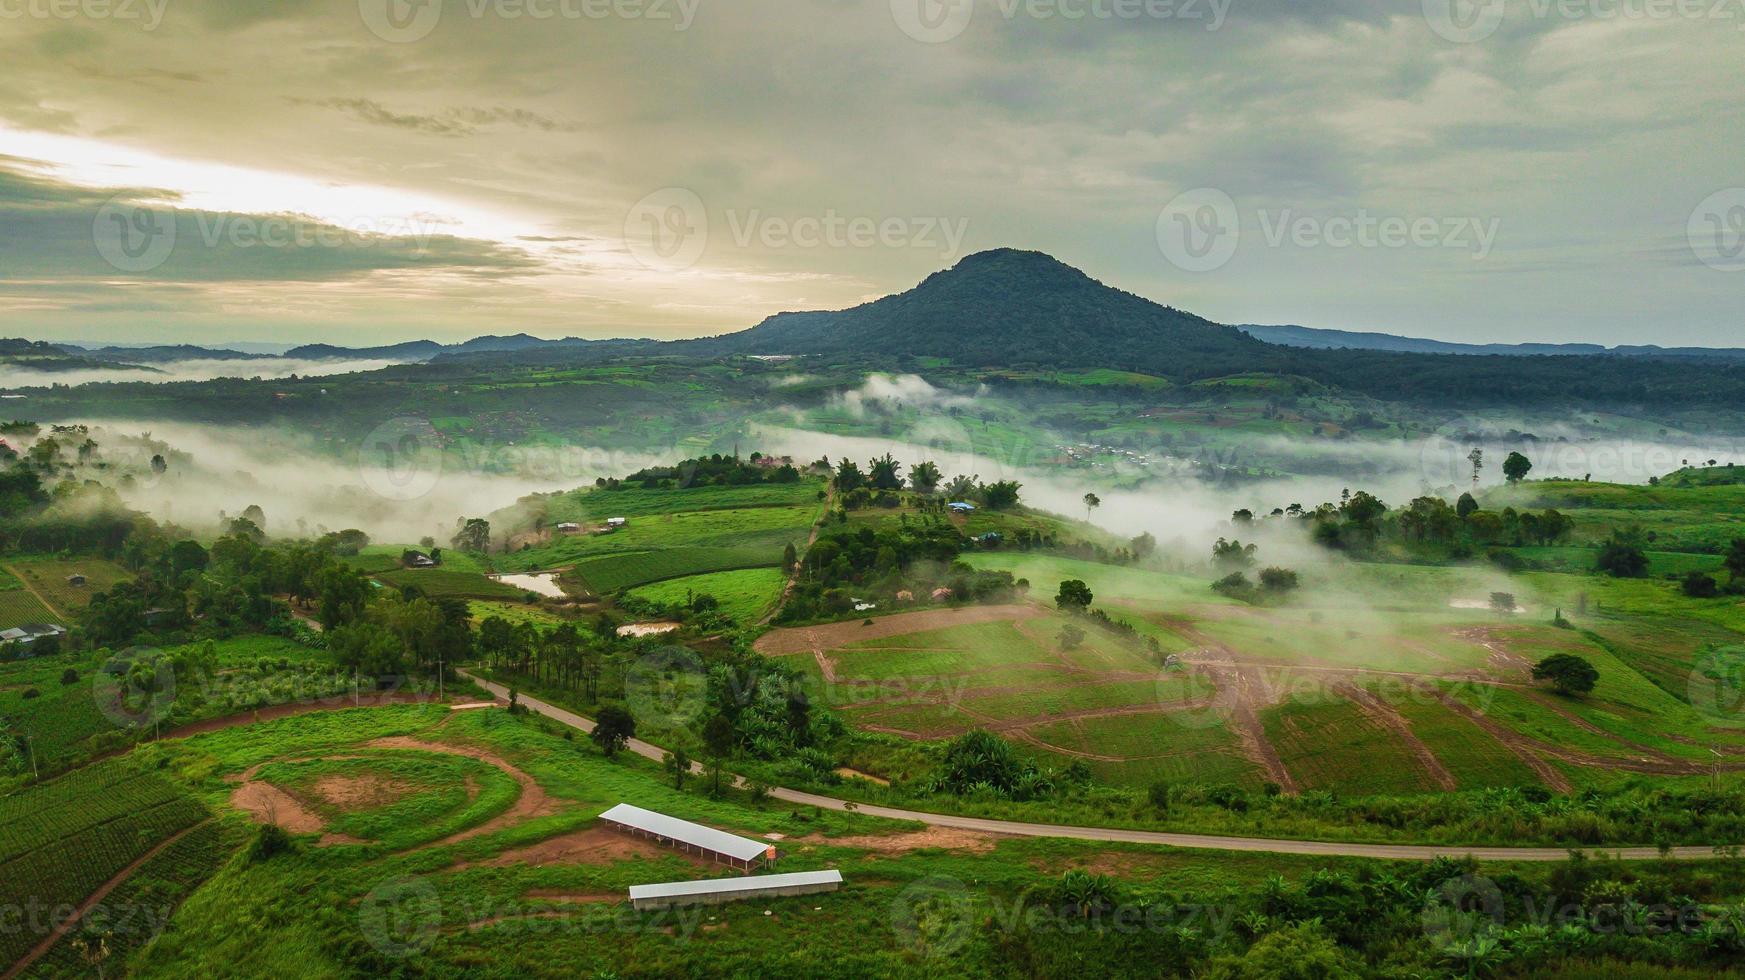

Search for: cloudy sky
xmin=0 ymin=0 xmax=1739 ymax=347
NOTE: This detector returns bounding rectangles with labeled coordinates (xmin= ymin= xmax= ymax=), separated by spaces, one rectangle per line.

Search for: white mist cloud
xmin=833 ymin=374 xmax=986 ymax=419
xmin=76 ymin=421 xmax=674 ymax=545
xmin=1 ymin=358 xmax=403 ymax=390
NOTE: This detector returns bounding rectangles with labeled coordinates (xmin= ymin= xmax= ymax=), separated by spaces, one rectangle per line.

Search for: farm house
xmin=597 ymin=803 xmax=774 ymax=870
xmin=628 ymin=870 xmax=843 ymax=910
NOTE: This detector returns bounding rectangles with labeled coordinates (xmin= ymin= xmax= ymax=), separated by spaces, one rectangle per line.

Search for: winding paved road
xmin=458 ymin=670 xmax=1733 ymax=863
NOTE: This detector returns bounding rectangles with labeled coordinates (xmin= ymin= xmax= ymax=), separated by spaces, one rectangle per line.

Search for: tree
xmin=1503 ymin=451 xmax=1533 ymax=483
xmin=1055 ymin=579 xmax=1093 ymax=612
xmin=1212 ymin=537 xmax=1257 ymax=570
xmin=1724 ymin=538 xmax=1745 ymax=580
xmin=452 ymin=517 xmax=491 ymax=553
xmin=1258 ymin=567 xmax=1299 ymax=593
xmin=663 ymin=746 xmax=692 ymax=790
xmin=1532 ymin=653 xmax=1598 ymax=696
xmin=833 ymin=458 xmax=867 ymax=492
xmin=782 ymin=541 xmax=798 ymax=573
xmin=1057 ymin=623 xmax=1086 ymax=650
xmin=979 ymin=480 xmax=1021 ymax=510
xmin=590 ymin=703 xmax=636 ymax=758
xmin=1682 ymin=571 xmax=1720 ymax=598
xmin=909 ymin=461 xmax=942 ymax=494
xmin=942 ymin=474 xmax=978 ymax=500
xmin=327 ymin=621 xmax=406 ymax=676
xmin=1456 ymin=492 xmax=1479 ymax=519
xmin=1130 ymin=532 xmax=1157 ymax=560
xmin=1467 ymin=448 xmax=1484 ymax=487
xmin=868 ymin=453 xmax=904 ymax=491
xmin=701 ymin=713 xmax=736 ymax=795
xmin=1082 ymin=492 xmax=1101 ymax=522
xmin=1489 ymin=591 xmax=1517 ymax=614
xmin=1595 ymin=531 xmax=1649 ymax=578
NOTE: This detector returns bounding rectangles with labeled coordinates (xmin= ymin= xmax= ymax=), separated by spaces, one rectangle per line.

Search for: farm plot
xmin=376 ymin=568 xmax=527 ymax=601
xmin=1385 ymin=692 xmax=1542 ymax=789
xmin=625 ymin=567 xmax=785 ymax=623
xmin=7 ymin=557 xmax=132 ymax=616
xmin=0 ymin=759 xmax=209 ymax=969
xmin=30 ymin=821 xmax=238 ymax=980
xmin=0 ymin=586 xmax=54 ymax=629
xmin=1262 ymin=694 xmax=1443 ymax=796
xmin=1020 ymin=714 xmax=1261 ymax=788
xmin=569 ymin=545 xmax=782 ymax=594
xmin=784 ymin=611 xmax=1218 ymax=777
xmin=543 ymin=480 xmax=823 ymax=523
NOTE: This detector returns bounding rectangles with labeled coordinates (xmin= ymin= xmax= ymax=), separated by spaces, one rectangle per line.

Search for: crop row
xmin=0 ymin=762 xmax=189 ymax=864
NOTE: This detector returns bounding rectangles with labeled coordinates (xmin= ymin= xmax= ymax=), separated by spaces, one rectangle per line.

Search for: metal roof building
xmin=598 ymin=803 xmax=774 ymax=870
xmin=629 ymin=870 xmax=844 ymax=910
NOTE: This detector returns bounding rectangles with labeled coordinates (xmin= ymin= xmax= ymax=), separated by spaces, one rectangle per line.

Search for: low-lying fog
xmin=3 ymin=357 xmax=404 ymax=390
xmin=73 ymin=421 xmax=672 ymax=544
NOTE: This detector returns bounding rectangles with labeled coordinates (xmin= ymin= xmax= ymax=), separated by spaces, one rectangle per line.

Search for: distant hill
xmin=1240 ymin=324 xmax=1745 ymax=361
xmin=73 ymin=344 xmax=268 ymax=363
xmin=285 ymin=340 xmax=446 ymax=361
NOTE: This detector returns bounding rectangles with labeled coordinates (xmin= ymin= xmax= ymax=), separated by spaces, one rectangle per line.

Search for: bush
xmin=248 ymin=823 xmax=294 ymax=862
xmin=60 ymin=668 xmax=78 ymax=685
xmin=1682 ymin=571 xmax=1720 ymax=598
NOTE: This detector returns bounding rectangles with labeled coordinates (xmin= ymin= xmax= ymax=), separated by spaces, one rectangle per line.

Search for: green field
xmin=625 ymin=567 xmax=786 ymax=623
xmin=568 ymin=545 xmax=786 ymax=594
xmin=377 ymin=568 xmax=527 ymax=600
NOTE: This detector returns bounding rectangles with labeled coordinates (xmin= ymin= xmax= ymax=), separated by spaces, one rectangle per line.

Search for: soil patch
xmin=311 ymin=773 xmax=421 ymax=810
xmin=805 ymin=827 xmax=999 ymax=854
xmin=465 ymin=826 xmax=713 ymax=869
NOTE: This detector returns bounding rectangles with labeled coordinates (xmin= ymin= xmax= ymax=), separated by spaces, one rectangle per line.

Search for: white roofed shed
xmin=628 ymin=870 xmax=843 ymax=910
xmin=598 ymin=803 xmax=773 ymax=870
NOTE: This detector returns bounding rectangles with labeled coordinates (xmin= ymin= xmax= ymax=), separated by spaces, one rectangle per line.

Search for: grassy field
xmin=625 ymin=567 xmax=786 ymax=623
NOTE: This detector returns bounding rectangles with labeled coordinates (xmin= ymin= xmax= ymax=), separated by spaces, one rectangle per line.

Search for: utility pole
xmin=25 ymin=734 xmax=38 ymax=780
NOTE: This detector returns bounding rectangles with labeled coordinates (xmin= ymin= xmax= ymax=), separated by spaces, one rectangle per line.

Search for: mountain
xmin=1240 ymin=324 xmax=1745 ymax=361
xmin=695 ymin=248 xmax=1267 ymax=372
xmin=287 ymin=334 xmax=587 ymax=363
xmin=73 ymin=344 xmax=268 ymax=363
xmin=284 ymin=340 xmax=446 ymax=361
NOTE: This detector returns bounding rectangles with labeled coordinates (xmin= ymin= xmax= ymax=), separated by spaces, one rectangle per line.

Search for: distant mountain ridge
xmin=1239 ymin=324 xmax=1745 ymax=361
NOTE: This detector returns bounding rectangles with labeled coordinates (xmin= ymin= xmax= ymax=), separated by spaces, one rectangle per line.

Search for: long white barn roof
xmin=630 ymin=870 xmax=843 ymax=902
xmin=598 ymin=803 xmax=769 ymax=862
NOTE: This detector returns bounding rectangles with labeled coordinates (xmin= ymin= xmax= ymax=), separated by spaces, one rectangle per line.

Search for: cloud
xmin=833 ymin=374 xmax=986 ymax=418
xmin=290 ymin=98 xmax=572 ymax=136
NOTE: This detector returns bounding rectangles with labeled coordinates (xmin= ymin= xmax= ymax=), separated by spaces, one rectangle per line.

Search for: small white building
xmin=606 ymin=517 xmax=629 ymax=528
